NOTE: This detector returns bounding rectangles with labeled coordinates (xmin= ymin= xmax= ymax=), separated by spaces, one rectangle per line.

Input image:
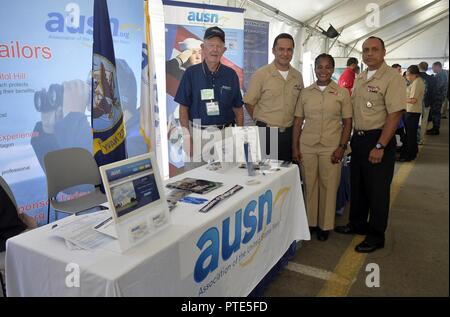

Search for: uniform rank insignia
xmin=367 ymin=85 xmax=380 ymax=93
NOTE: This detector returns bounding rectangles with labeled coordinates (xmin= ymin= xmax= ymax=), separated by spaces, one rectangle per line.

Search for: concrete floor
xmin=264 ymin=119 xmax=449 ymax=297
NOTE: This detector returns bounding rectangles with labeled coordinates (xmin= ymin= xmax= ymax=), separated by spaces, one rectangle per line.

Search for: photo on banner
xmin=162 ymin=0 xmax=244 ymax=177
xmin=0 ymin=0 xmax=144 ymax=225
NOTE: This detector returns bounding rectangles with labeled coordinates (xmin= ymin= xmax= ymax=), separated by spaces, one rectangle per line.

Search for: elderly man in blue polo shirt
xmin=175 ymin=26 xmax=244 ymax=171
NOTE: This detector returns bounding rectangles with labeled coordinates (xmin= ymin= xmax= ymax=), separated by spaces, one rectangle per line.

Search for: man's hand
xmin=177 ymin=49 xmax=194 ymax=65
xmin=331 ymin=147 xmax=345 ymax=164
xmin=369 ymin=148 xmax=384 ymax=164
xmin=292 ymin=145 xmax=302 ymax=162
xmin=63 ymin=79 xmax=88 ymax=118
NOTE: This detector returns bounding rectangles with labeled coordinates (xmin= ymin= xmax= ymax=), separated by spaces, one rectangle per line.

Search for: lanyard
xmin=201 ymin=61 xmax=221 ymax=89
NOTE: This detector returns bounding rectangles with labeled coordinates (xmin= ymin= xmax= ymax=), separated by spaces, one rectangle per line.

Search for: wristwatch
xmin=339 ymin=144 xmax=348 ymax=150
xmin=375 ymin=143 xmax=385 ymax=150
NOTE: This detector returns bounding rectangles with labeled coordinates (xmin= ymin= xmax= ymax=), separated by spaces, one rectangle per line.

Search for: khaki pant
xmin=419 ymin=107 xmax=431 ymax=145
xmin=300 ymin=143 xmax=342 ymax=231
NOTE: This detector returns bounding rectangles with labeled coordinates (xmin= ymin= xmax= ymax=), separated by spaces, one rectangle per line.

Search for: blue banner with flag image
xmin=92 ymin=0 xmax=127 ymax=166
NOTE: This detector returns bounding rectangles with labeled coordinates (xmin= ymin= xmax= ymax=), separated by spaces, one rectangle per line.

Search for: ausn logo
xmin=193 ymin=187 xmax=290 ymax=283
xmin=187 ymin=11 xmax=219 ymax=24
xmin=45 ymin=12 xmax=137 ymax=40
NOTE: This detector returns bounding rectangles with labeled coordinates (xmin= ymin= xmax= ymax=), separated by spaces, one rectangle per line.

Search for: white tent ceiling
xmin=248 ymin=0 xmax=449 ymax=65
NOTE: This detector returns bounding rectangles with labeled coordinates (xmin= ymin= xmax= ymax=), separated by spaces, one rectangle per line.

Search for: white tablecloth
xmin=6 ymin=164 xmax=310 ymax=296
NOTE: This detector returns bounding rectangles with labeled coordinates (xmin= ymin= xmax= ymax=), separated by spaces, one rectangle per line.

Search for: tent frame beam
xmin=305 ymin=0 xmax=352 ymax=25
xmin=246 ymin=0 xmax=362 ymax=53
xmin=346 ymin=0 xmax=442 ymax=46
xmin=385 ymin=12 xmax=449 ymax=47
xmin=386 ymin=15 xmax=449 ymax=55
xmin=337 ymin=0 xmax=401 ymax=30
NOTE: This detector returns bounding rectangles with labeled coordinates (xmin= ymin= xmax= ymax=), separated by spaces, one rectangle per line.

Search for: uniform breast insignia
xmin=367 ymin=85 xmax=380 ymax=93
xmin=294 ymin=84 xmax=302 ymax=91
xmin=328 ymin=90 xmax=338 ymax=96
xmin=366 ymin=101 xmax=373 ymax=108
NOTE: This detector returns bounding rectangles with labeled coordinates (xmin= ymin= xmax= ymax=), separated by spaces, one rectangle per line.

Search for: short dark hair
xmin=273 ymin=33 xmax=295 ymax=49
xmin=315 ymin=53 xmax=335 ymax=68
xmin=347 ymin=57 xmax=358 ymax=66
xmin=407 ymin=65 xmax=420 ymax=75
xmin=418 ymin=62 xmax=428 ymax=71
xmin=365 ymin=36 xmax=385 ymax=50
xmin=391 ymin=63 xmax=401 ymax=69
xmin=433 ymin=61 xmax=443 ymax=68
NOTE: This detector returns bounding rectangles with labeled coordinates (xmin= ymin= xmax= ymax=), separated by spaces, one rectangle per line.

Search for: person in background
xmin=398 ymin=65 xmax=425 ymax=162
xmin=418 ymin=61 xmax=435 ymax=144
xmin=338 ymin=57 xmax=358 ymax=95
xmin=392 ymin=63 xmax=402 ymax=74
xmin=292 ymin=53 xmax=352 ymax=241
xmin=427 ymin=62 xmax=448 ymax=135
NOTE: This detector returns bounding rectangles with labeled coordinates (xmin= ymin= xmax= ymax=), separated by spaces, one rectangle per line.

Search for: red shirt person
xmin=338 ymin=57 xmax=358 ymax=95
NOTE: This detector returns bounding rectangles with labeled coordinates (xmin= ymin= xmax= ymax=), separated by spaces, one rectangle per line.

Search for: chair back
xmin=0 ymin=176 xmax=17 ymax=210
xmin=44 ymin=147 xmax=102 ymax=199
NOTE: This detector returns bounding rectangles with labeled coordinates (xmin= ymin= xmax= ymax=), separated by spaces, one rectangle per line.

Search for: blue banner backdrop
xmin=243 ymin=19 xmax=269 ymax=93
xmin=0 ymin=0 xmax=144 ymax=225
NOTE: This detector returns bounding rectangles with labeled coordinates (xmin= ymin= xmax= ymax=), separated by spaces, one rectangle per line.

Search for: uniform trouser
xmin=349 ymin=130 xmax=396 ymax=244
xmin=301 ymin=143 xmax=342 ymax=231
xmin=401 ymin=112 xmax=421 ymax=160
xmin=256 ymin=121 xmax=293 ymax=162
xmin=441 ymin=98 xmax=448 ymax=117
xmin=428 ymin=98 xmax=444 ymax=130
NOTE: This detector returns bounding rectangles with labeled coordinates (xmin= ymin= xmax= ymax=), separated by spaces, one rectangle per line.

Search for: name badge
xmin=201 ymin=89 xmax=215 ymax=101
xmin=206 ymin=101 xmax=220 ymax=116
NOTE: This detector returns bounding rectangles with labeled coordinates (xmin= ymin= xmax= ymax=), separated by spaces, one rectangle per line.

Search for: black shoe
xmin=317 ymin=229 xmax=329 ymax=241
xmin=396 ymin=157 xmax=410 ymax=162
xmin=355 ymin=240 xmax=384 ymax=253
xmin=426 ymin=129 xmax=440 ymax=135
xmin=334 ymin=223 xmax=366 ymax=235
xmin=309 ymin=226 xmax=317 ymax=233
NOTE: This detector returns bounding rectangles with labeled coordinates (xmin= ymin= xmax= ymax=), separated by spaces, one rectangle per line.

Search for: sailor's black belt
xmin=255 ymin=120 xmax=292 ymax=133
xmin=354 ymin=129 xmax=382 ymax=137
xmin=192 ymin=122 xmax=235 ymax=130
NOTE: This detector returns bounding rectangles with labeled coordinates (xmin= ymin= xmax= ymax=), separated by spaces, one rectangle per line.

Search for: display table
xmin=6 ymin=164 xmax=310 ymax=296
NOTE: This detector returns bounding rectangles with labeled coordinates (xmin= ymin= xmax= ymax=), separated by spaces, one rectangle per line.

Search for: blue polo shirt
xmin=174 ymin=61 xmax=243 ymax=126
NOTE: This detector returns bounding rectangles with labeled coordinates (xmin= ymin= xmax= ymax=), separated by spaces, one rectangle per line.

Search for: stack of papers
xmin=51 ymin=211 xmax=114 ymax=251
